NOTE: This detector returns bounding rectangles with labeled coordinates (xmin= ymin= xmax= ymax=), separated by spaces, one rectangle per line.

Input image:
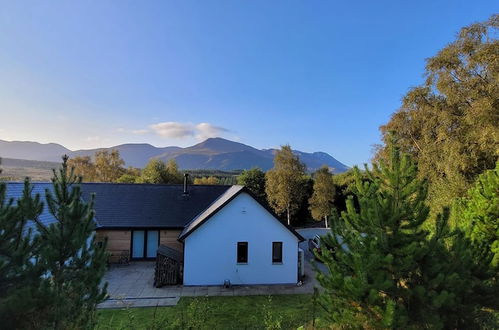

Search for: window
xmin=272 ymin=242 xmax=283 ymax=263
xmin=237 ymin=242 xmax=248 ymax=263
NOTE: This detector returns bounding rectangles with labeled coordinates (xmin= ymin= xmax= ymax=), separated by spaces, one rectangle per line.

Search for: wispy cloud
xmin=149 ymin=121 xmax=230 ymax=140
xmin=195 ymin=123 xmax=229 ymax=140
xmin=150 ymin=122 xmax=196 ymax=138
xmin=115 ymin=122 xmax=232 ymax=141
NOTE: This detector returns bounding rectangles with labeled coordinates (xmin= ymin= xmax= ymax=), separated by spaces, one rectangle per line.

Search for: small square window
xmin=272 ymin=242 xmax=283 ymax=263
xmin=237 ymin=242 xmax=248 ymax=263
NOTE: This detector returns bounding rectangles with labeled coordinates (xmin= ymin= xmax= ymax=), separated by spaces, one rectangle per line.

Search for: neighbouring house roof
xmin=79 ymin=183 xmax=231 ymax=228
xmin=178 ymin=185 xmax=305 ymax=242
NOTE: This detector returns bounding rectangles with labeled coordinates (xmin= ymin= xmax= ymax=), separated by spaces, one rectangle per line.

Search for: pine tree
xmin=0 ymin=178 xmax=44 ymax=328
xmin=317 ymin=146 xmax=498 ymax=328
xmin=265 ymin=145 xmax=307 ymax=225
xmin=35 ymin=155 xmax=108 ymax=329
xmin=309 ymin=166 xmax=335 ymax=228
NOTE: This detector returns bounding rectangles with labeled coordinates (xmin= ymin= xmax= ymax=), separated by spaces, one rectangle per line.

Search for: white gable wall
xmin=183 ymin=192 xmax=299 ymax=285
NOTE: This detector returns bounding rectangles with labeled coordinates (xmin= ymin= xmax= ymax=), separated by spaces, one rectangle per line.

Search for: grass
xmin=96 ymin=294 xmax=327 ymax=330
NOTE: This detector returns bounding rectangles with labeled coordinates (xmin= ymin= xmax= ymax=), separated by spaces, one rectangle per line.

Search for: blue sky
xmin=0 ymin=1 xmax=497 ymax=166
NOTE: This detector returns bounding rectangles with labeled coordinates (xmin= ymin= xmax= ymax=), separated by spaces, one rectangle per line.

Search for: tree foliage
xmin=139 ymin=159 xmax=183 ymax=184
xmin=309 ymin=166 xmax=335 ymax=227
xmin=265 ymin=145 xmax=307 ymax=225
xmin=193 ymin=176 xmax=220 ymax=185
xmin=378 ymin=14 xmax=499 ymax=213
xmin=237 ymin=167 xmax=266 ymax=201
xmin=318 ymin=146 xmax=497 ymax=328
xmin=0 ymin=178 xmax=44 ymax=329
xmin=67 ymin=156 xmax=96 ymax=181
xmin=457 ymin=162 xmax=499 ymax=267
xmin=68 ymin=149 xmax=128 ymax=183
xmin=94 ymin=150 xmax=126 ymax=182
xmin=35 ymin=156 xmax=108 ymax=328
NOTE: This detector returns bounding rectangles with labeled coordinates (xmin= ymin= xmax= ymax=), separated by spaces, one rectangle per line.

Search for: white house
xmin=179 ymin=186 xmax=303 ymax=285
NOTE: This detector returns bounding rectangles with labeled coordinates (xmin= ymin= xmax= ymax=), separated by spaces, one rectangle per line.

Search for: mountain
xmin=0 ymin=137 xmax=349 ymax=173
xmin=68 ymin=144 xmax=181 ymax=168
xmin=0 ymin=140 xmax=70 ymax=162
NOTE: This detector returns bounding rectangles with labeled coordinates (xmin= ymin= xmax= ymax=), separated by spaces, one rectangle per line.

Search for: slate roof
xmin=79 ymin=183 xmax=231 ymax=228
xmin=4 ymin=182 xmax=231 ymax=229
xmin=179 ymin=185 xmax=304 ymax=242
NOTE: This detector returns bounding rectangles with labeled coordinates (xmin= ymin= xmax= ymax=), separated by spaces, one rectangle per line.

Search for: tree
xmin=0 ymin=178 xmax=44 ymax=329
xmin=318 ymin=146 xmax=497 ymax=328
xmin=94 ymin=149 xmax=125 ymax=182
xmin=237 ymin=167 xmax=266 ymax=201
xmin=309 ymin=166 xmax=335 ymax=228
xmin=67 ymin=156 xmax=96 ymax=182
xmin=117 ymin=167 xmax=141 ymax=183
xmin=164 ymin=159 xmax=184 ymax=184
xmin=457 ymin=162 xmax=499 ymax=267
xmin=378 ymin=14 xmax=499 ymax=213
xmin=139 ymin=159 xmax=183 ymax=184
xmin=139 ymin=159 xmax=166 ymax=183
xmin=35 ymin=156 xmax=108 ymax=328
xmin=265 ymin=145 xmax=306 ymax=225
xmin=193 ymin=176 xmax=219 ymax=185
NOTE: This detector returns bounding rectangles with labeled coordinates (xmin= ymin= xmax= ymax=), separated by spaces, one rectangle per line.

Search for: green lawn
xmin=96 ymin=294 xmax=327 ymax=330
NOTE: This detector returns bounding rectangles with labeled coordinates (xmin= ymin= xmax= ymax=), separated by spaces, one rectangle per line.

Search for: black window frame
xmin=272 ymin=241 xmax=283 ymax=263
xmin=237 ymin=242 xmax=248 ymax=264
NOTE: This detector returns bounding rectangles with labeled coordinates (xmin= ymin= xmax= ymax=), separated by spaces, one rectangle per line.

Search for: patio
xmin=98 ymin=260 xmax=318 ymax=309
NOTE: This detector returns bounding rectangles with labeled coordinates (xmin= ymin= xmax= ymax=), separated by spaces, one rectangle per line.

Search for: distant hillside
xmin=0 ymin=140 xmax=69 ymax=162
xmin=0 ymin=137 xmax=349 ymax=173
xmin=0 ymin=158 xmax=60 ymax=181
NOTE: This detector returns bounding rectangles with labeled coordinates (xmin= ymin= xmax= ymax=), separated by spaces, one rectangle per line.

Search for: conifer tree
xmin=0 ymin=178 xmax=44 ymax=328
xmin=317 ymin=146 xmax=497 ymax=328
xmin=35 ymin=155 xmax=108 ymax=329
xmin=309 ymin=166 xmax=335 ymax=228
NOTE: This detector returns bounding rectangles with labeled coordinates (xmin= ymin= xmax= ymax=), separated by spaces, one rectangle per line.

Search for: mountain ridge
xmin=0 ymin=137 xmax=349 ymax=173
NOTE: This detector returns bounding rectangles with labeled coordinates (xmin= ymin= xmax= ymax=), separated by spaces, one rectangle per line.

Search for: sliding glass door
xmin=131 ymin=230 xmax=159 ymax=259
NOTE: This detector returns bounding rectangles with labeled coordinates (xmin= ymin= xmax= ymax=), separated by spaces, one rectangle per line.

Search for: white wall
xmin=183 ymin=192 xmax=299 ymax=286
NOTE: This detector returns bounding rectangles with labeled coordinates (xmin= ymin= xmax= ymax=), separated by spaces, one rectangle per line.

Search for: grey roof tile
xmin=80 ymin=183 xmax=230 ymax=228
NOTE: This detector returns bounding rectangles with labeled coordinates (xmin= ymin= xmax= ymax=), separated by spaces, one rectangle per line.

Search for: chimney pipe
xmin=183 ymin=173 xmax=189 ymax=195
